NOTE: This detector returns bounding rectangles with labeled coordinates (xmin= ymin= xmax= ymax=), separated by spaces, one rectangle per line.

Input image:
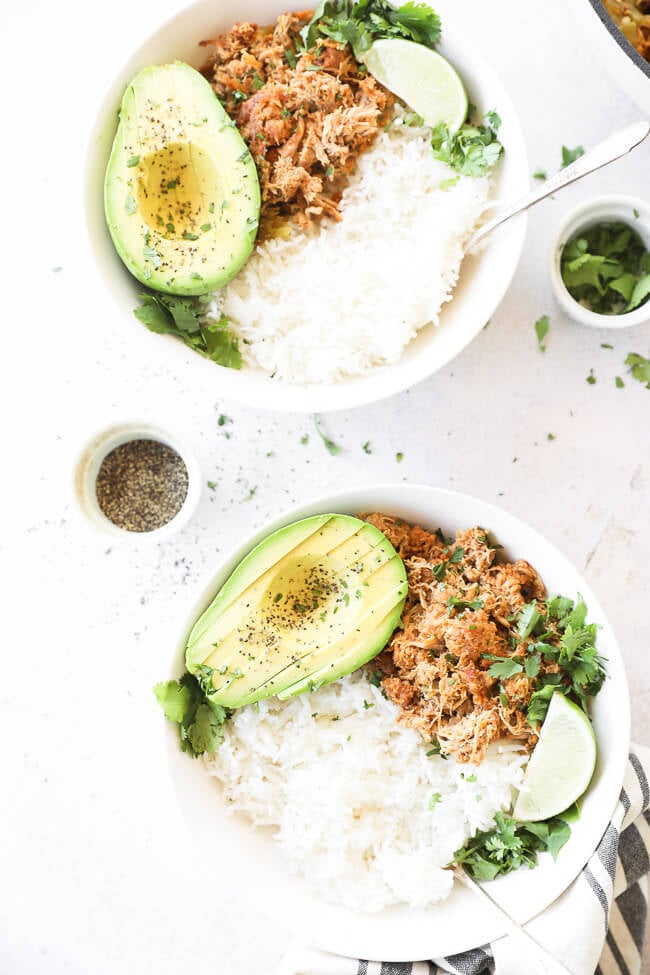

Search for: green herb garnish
xmin=534 ymin=315 xmax=549 ymax=352
xmin=560 ymin=221 xmax=650 ymax=315
xmin=154 ymin=672 xmax=229 ymax=757
xmin=455 ymin=811 xmax=572 ymax=881
xmin=301 ymin=0 xmax=441 ymax=60
xmin=431 ymin=112 xmax=503 ymax=178
xmin=561 ymin=145 xmax=585 ymax=168
xmin=625 ymin=352 xmax=650 ymax=387
xmin=134 ymin=294 xmax=242 ymax=369
xmin=313 ymin=415 xmax=342 ymax=455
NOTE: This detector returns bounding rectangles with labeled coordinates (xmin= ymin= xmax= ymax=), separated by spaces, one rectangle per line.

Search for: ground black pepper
xmin=95 ymin=438 xmax=189 ymax=532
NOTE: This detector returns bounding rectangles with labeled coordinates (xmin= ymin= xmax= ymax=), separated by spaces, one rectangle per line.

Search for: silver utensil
xmin=465 ymin=120 xmax=650 ymax=252
xmin=453 ymin=865 xmax=575 ymax=975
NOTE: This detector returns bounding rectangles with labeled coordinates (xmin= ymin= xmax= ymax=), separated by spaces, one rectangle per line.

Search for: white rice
xmin=203 ymin=111 xmax=492 ymax=384
xmin=204 ymin=671 xmax=528 ymax=912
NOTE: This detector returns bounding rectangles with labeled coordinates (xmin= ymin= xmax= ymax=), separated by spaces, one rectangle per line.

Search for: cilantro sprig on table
xmin=454 ymin=810 xmax=572 ymax=881
xmin=134 ymin=293 xmax=243 ymax=369
xmin=154 ymin=670 xmax=229 ymax=757
xmin=301 ymin=0 xmax=441 ymax=60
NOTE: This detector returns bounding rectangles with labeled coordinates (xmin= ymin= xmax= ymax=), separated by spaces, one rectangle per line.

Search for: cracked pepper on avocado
xmin=104 ymin=1 xmax=504 ymax=383
xmin=155 ymin=512 xmax=606 ymax=908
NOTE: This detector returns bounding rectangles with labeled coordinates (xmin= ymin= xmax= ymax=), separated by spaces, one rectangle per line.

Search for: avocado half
xmin=104 ymin=62 xmax=260 ymax=296
xmin=186 ymin=514 xmax=408 ymax=708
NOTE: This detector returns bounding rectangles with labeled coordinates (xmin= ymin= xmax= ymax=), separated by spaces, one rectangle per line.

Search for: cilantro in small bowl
xmin=550 ymin=195 xmax=650 ymax=329
xmin=560 ymin=221 xmax=650 ymax=315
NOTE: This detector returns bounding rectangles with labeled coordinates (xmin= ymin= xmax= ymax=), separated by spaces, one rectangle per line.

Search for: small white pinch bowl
xmin=549 ymin=194 xmax=650 ymax=329
xmin=73 ymin=420 xmax=202 ymax=543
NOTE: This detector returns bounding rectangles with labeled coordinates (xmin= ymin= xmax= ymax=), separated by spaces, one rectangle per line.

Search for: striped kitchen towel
xmin=274 ymin=747 xmax=650 ymax=975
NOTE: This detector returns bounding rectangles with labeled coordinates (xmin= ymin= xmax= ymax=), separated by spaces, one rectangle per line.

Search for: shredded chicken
xmin=603 ymin=0 xmax=650 ymax=60
xmin=200 ymin=13 xmax=393 ymax=233
xmin=363 ymin=514 xmax=564 ymax=765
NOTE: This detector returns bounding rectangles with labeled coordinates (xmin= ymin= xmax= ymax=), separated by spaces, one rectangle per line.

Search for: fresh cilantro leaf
xmin=516 ymin=602 xmax=542 ymax=639
xmin=547 ymin=594 xmax=574 ymax=622
xmin=313 ymin=415 xmax=342 ymax=454
xmin=527 ymin=684 xmax=556 ymax=727
xmin=431 ymin=112 xmax=503 ymax=178
xmin=301 ymin=0 xmax=441 ymax=59
xmin=626 ymin=352 xmax=650 ymax=387
xmin=447 ymin=596 xmax=484 ymax=614
xmin=487 ymin=656 xmax=523 ymax=680
xmin=154 ymin=672 xmax=229 ymax=757
xmin=534 ymin=315 xmax=549 ymax=351
xmin=524 ymin=653 xmax=541 ymax=679
xmin=134 ymin=294 xmax=242 ymax=370
xmin=561 ymin=145 xmax=585 ymax=168
xmin=428 ymin=792 xmax=442 ymax=810
xmin=153 ymin=680 xmax=192 ymax=723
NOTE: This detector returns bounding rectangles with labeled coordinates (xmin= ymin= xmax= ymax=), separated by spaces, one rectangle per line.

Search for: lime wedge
xmin=513 ymin=692 xmax=597 ymax=822
xmin=363 ymin=39 xmax=468 ymax=132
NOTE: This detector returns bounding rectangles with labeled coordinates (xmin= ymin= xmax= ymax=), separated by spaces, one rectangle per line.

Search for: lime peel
xmin=362 ymin=38 xmax=468 ymax=133
xmin=513 ymin=692 xmax=597 ymax=823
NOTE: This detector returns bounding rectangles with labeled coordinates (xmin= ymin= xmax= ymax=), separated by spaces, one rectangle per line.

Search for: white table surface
xmin=3 ymin=0 xmax=650 ymax=971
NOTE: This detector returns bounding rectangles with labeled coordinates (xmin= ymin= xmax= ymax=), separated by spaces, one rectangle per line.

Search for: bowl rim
xmin=72 ymin=419 xmax=202 ymax=543
xmin=549 ymin=193 xmax=650 ymax=329
xmin=83 ymin=0 xmax=529 ymax=414
xmin=585 ymin=0 xmax=650 ymax=82
xmin=162 ymin=481 xmax=631 ymax=961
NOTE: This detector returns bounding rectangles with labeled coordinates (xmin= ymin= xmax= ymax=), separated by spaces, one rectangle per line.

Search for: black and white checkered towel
xmin=275 ymin=747 xmax=650 ymax=975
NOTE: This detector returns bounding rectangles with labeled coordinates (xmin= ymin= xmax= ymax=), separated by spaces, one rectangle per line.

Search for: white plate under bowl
xmin=85 ymin=0 xmax=528 ymax=414
xmin=164 ymin=483 xmax=629 ymax=962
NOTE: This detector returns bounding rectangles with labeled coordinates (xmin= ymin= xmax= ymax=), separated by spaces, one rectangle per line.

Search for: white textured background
xmin=2 ymin=0 xmax=650 ymax=971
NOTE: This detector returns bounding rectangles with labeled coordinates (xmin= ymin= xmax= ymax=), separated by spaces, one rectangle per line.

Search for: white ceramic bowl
xmin=550 ymin=193 xmax=650 ymax=328
xmin=73 ymin=420 xmax=202 ymax=543
xmin=163 ymin=482 xmax=629 ymax=961
xmin=85 ymin=0 xmax=529 ymax=414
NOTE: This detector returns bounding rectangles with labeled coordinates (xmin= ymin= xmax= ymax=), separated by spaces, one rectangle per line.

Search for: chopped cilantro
xmin=284 ymin=48 xmax=297 ymax=68
xmin=615 ymin=375 xmax=625 ymax=388
xmin=625 ymin=352 xmax=650 ymax=388
xmin=455 ymin=811 xmax=572 ymax=880
xmin=206 ymin=480 xmax=217 ymax=491
xmin=252 ymin=72 xmax=264 ymax=90
xmin=431 ymin=112 xmax=503 ymax=178
xmin=362 ymin=441 xmax=372 ymax=454
xmin=301 ymin=0 xmax=441 ymax=60
xmin=363 ymin=699 xmax=375 ymax=709
xmin=428 ymin=792 xmax=442 ymax=810
xmin=126 ymin=154 xmax=140 ymax=167
xmin=395 ymin=451 xmax=404 ymax=462
xmin=534 ymin=315 xmax=549 ymax=351
xmin=560 ymin=221 xmax=650 ymax=315
xmin=601 ymin=342 xmax=614 ymax=349
xmin=447 ymin=596 xmax=484 ymax=614
xmin=133 ymin=294 xmax=242 ymax=369
xmin=485 ymin=656 xmax=524 ymax=680
xmin=586 ymin=370 xmax=596 ymax=385
xmin=300 ymin=434 xmax=309 ymax=444
xmin=516 ymin=601 xmax=542 ymax=639
xmin=547 ymin=432 xmax=555 ymax=441
xmin=313 ymin=415 xmax=342 ymax=455
xmin=533 ymin=169 xmax=547 ymax=180
xmin=561 ymin=145 xmax=585 ymax=168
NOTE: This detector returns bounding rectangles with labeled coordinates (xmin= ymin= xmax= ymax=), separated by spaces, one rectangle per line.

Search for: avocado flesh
xmin=104 ymin=62 xmax=260 ymax=296
xmin=185 ymin=515 xmax=407 ymax=707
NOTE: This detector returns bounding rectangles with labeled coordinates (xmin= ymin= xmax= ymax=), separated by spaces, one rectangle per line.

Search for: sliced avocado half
xmin=104 ymin=62 xmax=260 ymax=296
xmin=186 ymin=514 xmax=408 ymax=708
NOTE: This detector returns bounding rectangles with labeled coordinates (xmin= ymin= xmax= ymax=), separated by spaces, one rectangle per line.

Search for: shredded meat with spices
xmin=603 ymin=0 xmax=650 ymax=60
xmin=362 ymin=514 xmax=564 ymax=765
xmin=200 ymin=13 xmax=393 ymax=233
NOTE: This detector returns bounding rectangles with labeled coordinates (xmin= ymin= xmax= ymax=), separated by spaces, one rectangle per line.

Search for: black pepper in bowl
xmin=95 ymin=438 xmax=189 ymax=532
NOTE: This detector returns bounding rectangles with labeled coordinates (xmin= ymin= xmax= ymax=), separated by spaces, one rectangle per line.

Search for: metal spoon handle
xmin=466 ymin=120 xmax=650 ymax=252
xmin=453 ymin=866 xmax=575 ymax=975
